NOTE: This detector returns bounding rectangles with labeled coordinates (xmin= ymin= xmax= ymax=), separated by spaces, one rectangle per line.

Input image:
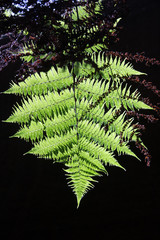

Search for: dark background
xmin=0 ymin=0 xmax=160 ymax=239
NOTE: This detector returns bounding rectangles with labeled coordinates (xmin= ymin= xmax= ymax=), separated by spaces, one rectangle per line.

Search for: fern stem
xmin=72 ymin=61 xmax=82 ymax=207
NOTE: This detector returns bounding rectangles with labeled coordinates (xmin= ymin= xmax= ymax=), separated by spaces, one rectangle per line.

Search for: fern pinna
xmin=3 ymin=0 xmax=157 ymax=207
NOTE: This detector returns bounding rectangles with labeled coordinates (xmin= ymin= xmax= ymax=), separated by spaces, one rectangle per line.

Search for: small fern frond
xmin=65 ymin=155 xmax=97 ymax=208
xmin=12 ymin=121 xmax=44 ymax=142
xmin=77 ymin=78 xmax=110 ymax=102
xmin=28 ymin=129 xmax=77 ymax=159
xmin=79 ymin=137 xmax=125 ymax=170
xmin=12 ymin=108 xmax=76 ymax=142
xmin=85 ymin=43 xmax=106 ymax=54
xmin=109 ymin=113 xmax=139 ymax=141
xmin=4 ymin=66 xmax=73 ymax=96
xmin=18 ymin=42 xmax=35 ymax=63
xmin=108 ymin=56 xmax=145 ymax=77
xmin=105 ymin=84 xmax=153 ymax=110
xmin=73 ymin=54 xmax=146 ymax=81
xmin=79 ymin=119 xmax=138 ymax=159
xmin=91 ymin=53 xmax=146 ymax=77
xmin=5 ymin=89 xmax=74 ymax=124
xmin=65 ymin=153 xmax=104 ymax=208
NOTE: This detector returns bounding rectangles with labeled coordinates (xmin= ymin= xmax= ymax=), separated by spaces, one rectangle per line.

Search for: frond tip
xmin=65 ymin=153 xmax=103 ymax=208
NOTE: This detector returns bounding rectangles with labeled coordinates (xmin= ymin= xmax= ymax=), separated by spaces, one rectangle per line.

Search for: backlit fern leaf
xmin=91 ymin=53 xmax=146 ymax=77
xmin=4 ymin=56 xmax=153 ymax=206
xmin=3 ymin=0 xmax=155 ymax=207
xmin=5 ymin=66 xmax=73 ymax=96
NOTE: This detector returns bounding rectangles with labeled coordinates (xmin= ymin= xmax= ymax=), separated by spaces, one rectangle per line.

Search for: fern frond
xmin=78 ymin=119 xmax=139 ymax=158
xmin=18 ymin=42 xmax=35 ymax=63
xmin=105 ymin=84 xmax=153 ymax=110
xmin=85 ymin=43 xmax=106 ymax=54
xmin=65 ymin=155 xmax=97 ymax=208
xmin=91 ymin=53 xmax=146 ymax=77
xmin=28 ymin=129 xmax=77 ymax=158
xmin=5 ymin=89 xmax=74 ymax=123
xmin=79 ymin=137 xmax=125 ymax=170
xmin=108 ymin=113 xmax=138 ymax=141
xmin=77 ymin=78 xmax=110 ymax=102
xmin=12 ymin=108 xmax=76 ymax=141
xmin=3 ymin=0 xmax=156 ymax=208
xmin=4 ymin=66 xmax=73 ymax=96
xmin=73 ymin=54 xmax=146 ymax=81
xmin=76 ymin=77 xmax=152 ymax=111
xmin=4 ymin=53 xmax=153 ymax=206
xmin=65 ymin=151 xmax=105 ymax=207
xmin=12 ymin=121 xmax=44 ymax=142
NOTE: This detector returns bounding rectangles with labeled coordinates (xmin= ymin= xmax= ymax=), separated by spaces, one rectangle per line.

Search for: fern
xmin=4 ymin=52 xmax=153 ymax=206
xmin=3 ymin=0 xmax=156 ymax=207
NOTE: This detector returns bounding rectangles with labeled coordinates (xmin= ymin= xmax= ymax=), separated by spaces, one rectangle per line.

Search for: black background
xmin=0 ymin=0 xmax=160 ymax=239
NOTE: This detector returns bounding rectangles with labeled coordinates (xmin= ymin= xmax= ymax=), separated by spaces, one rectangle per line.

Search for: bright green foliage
xmin=5 ymin=52 xmax=153 ymax=207
xmin=4 ymin=0 xmax=154 ymax=207
xmin=5 ymin=66 xmax=73 ymax=96
xmin=5 ymin=53 xmax=146 ymax=96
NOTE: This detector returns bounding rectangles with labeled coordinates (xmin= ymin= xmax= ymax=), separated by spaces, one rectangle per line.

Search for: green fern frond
xmin=109 ymin=113 xmax=138 ymax=141
xmin=105 ymin=84 xmax=153 ymax=110
xmin=76 ymin=77 xmax=152 ymax=111
xmin=73 ymin=54 xmax=146 ymax=81
xmin=108 ymin=56 xmax=146 ymax=77
xmin=65 ymin=151 xmax=105 ymax=208
xmin=91 ymin=53 xmax=146 ymax=77
xmin=78 ymin=119 xmax=134 ymax=157
xmin=85 ymin=43 xmax=106 ymax=54
xmin=3 ymin=0 xmax=156 ymax=208
xmin=12 ymin=108 xmax=76 ymax=141
xmin=65 ymin=155 xmax=97 ymax=208
xmin=5 ymin=89 xmax=74 ymax=123
xmin=4 ymin=66 xmax=73 ymax=96
xmin=78 ymin=137 xmax=125 ymax=170
xmin=71 ymin=6 xmax=89 ymax=21
xmin=18 ymin=42 xmax=35 ymax=63
xmin=5 ymin=54 xmax=153 ymax=207
xmin=28 ymin=129 xmax=77 ymax=158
